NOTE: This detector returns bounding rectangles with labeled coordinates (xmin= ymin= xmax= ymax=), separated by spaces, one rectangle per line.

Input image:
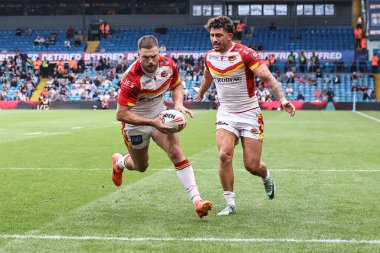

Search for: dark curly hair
xmin=204 ymin=16 xmax=234 ymax=33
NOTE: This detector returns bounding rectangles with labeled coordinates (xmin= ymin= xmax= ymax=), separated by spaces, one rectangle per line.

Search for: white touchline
xmin=71 ymin=127 xmax=83 ymax=129
xmin=0 ymin=168 xmax=380 ymax=172
xmin=0 ymin=235 xmax=379 ymax=244
xmin=354 ymin=111 xmax=380 ymax=123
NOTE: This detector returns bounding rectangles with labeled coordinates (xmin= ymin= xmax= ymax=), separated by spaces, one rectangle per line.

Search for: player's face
xmin=209 ymin=28 xmax=233 ymax=53
xmin=139 ymin=46 xmax=160 ymax=74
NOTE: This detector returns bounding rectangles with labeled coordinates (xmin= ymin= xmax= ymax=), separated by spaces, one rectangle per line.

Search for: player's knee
xmin=135 ymin=163 xmax=149 ymax=172
xmin=245 ymin=161 xmax=265 ymax=174
xmin=219 ymin=151 xmax=233 ymax=165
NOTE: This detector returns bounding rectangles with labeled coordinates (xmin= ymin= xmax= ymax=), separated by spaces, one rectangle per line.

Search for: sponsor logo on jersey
xmin=214 ymin=77 xmax=242 ymax=84
xmin=161 ymin=71 xmax=168 ymax=77
xmin=138 ymin=93 xmax=164 ymax=102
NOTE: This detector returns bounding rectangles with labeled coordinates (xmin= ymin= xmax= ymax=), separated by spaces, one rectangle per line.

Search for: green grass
xmin=0 ymin=110 xmax=379 ymax=253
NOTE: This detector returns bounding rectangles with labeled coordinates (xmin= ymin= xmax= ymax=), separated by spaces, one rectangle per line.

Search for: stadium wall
xmin=0 ymin=4 xmax=352 ymax=30
xmin=1 ymin=101 xmax=379 ymax=111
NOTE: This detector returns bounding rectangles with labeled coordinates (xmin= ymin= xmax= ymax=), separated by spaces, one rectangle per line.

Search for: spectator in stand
xmin=299 ymin=51 xmax=307 ymax=73
xmin=296 ymin=91 xmax=305 ymax=101
xmin=333 ymin=74 xmax=341 ymax=84
xmin=235 ymin=20 xmax=245 ymax=40
xmin=15 ymin=28 xmax=22 ymax=36
xmin=323 ymin=74 xmax=331 ymax=84
xmin=41 ymin=57 xmax=49 ymax=78
xmin=285 ymin=68 xmax=295 ymax=83
xmin=309 ymin=52 xmax=320 ymax=72
xmin=33 ymin=57 xmax=42 ymax=75
xmin=64 ymin=39 xmax=71 ymax=49
xmin=354 ymin=25 xmax=363 ymax=49
xmin=361 ymin=35 xmax=367 ymax=51
xmin=315 ymin=88 xmax=322 ymax=101
xmin=285 ymin=85 xmax=293 ymax=98
xmin=74 ymin=37 xmax=82 ymax=47
xmin=357 ymin=15 xmax=363 ymax=28
xmin=286 ymin=51 xmax=295 ymax=70
xmin=69 ymin=57 xmax=77 ymax=73
xmin=99 ymin=21 xmax=110 ymax=39
xmin=371 ymin=54 xmax=379 ymax=73
xmin=49 ymin=32 xmax=57 ymax=45
xmin=269 ymin=54 xmax=276 ymax=73
xmin=326 ymin=88 xmax=335 ymax=102
xmin=269 ymin=21 xmax=277 ymax=32
xmin=315 ymin=68 xmax=323 ymax=79
xmin=66 ymin=26 xmax=75 ymax=39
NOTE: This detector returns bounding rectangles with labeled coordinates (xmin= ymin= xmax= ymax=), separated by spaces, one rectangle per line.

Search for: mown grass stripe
xmin=0 ymin=234 xmax=379 ymax=245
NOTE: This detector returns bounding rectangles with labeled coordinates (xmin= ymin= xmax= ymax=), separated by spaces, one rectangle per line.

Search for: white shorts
xmin=123 ymin=125 xmax=155 ymax=149
xmin=216 ymin=107 xmax=264 ymax=142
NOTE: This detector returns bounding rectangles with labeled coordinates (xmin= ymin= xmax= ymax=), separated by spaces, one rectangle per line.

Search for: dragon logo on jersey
xmin=228 ymin=56 xmax=237 ymax=62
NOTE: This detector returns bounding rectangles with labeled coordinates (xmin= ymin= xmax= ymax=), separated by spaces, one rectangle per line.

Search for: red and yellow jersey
xmin=118 ymin=56 xmax=181 ymax=118
xmin=205 ymin=43 xmax=263 ymax=113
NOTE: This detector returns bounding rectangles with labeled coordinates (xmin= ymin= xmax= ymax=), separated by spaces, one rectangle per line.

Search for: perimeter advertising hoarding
xmin=367 ymin=0 xmax=380 ymax=40
xmin=0 ymin=50 xmax=354 ymax=63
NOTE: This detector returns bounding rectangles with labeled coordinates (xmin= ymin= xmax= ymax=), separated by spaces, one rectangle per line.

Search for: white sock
xmin=116 ymin=156 xmax=127 ymax=169
xmin=176 ymin=165 xmax=201 ymax=203
xmin=224 ymin=191 xmax=236 ymax=206
xmin=262 ymin=170 xmax=271 ymax=181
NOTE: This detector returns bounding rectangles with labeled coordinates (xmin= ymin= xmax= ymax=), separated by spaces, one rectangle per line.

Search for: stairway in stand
xmin=30 ymin=78 xmax=48 ymax=101
xmin=86 ymin=41 xmax=100 ymax=52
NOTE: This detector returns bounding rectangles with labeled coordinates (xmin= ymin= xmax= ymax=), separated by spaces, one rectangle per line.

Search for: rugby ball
xmin=161 ymin=109 xmax=187 ymax=133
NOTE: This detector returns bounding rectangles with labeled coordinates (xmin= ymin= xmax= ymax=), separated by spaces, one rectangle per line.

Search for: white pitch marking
xmin=354 ymin=111 xmax=380 ymax=123
xmin=0 ymin=234 xmax=379 ymax=245
xmin=71 ymin=127 xmax=83 ymax=130
xmin=24 ymin=132 xmax=42 ymax=135
xmin=0 ymin=168 xmax=379 ymax=172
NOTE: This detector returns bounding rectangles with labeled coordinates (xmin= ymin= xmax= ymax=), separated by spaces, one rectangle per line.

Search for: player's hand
xmin=193 ymin=87 xmax=204 ymax=102
xmin=174 ymin=104 xmax=194 ymax=118
xmin=153 ymin=114 xmax=177 ymax=134
xmin=282 ymin=100 xmax=296 ymax=117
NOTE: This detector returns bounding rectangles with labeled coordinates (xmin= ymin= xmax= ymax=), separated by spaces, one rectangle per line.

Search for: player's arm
xmin=253 ymin=64 xmax=296 ymax=116
xmin=170 ymin=66 xmax=194 ymax=118
xmin=116 ymin=103 xmax=176 ymax=134
xmin=195 ymin=68 xmax=213 ymax=102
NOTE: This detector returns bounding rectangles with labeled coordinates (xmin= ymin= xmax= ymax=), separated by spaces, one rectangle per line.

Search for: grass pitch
xmin=0 ymin=109 xmax=379 ymax=253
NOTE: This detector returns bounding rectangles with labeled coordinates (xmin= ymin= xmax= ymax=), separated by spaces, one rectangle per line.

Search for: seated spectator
xmin=34 ymin=36 xmax=45 ymax=46
xmin=324 ymin=74 xmax=331 ymax=84
xmin=285 ymin=69 xmax=295 ymax=83
xmin=66 ymin=26 xmax=75 ymax=39
xmin=285 ymin=85 xmax=293 ymax=97
xmin=99 ymin=21 xmax=110 ymax=39
xmin=315 ymin=89 xmax=322 ymax=101
xmin=74 ymin=37 xmax=82 ymax=47
xmin=49 ymin=32 xmax=57 ymax=44
xmin=333 ymin=74 xmax=341 ymax=84
xmin=269 ymin=21 xmax=277 ymax=32
xmin=155 ymin=25 xmax=167 ymax=35
xmin=296 ymin=91 xmax=305 ymax=101
xmin=15 ymin=28 xmax=22 ymax=36
xmin=159 ymin=44 xmax=167 ymax=53
xmin=315 ymin=68 xmax=323 ymax=79
xmin=64 ymin=39 xmax=71 ymax=48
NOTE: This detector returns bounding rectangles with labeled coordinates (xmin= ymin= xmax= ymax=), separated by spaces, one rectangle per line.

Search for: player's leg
xmin=153 ymin=130 xmax=212 ymax=219
xmin=216 ymin=128 xmax=238 ymax=216
xmin=112 ymin=126 xmax=151 ymax=186
xmin=241 ymin=137 xmax=275 ymax=199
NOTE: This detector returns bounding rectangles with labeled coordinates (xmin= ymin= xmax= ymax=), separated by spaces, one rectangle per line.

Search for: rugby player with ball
xmin=111 ymin=35 xmax=212 ymax=219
